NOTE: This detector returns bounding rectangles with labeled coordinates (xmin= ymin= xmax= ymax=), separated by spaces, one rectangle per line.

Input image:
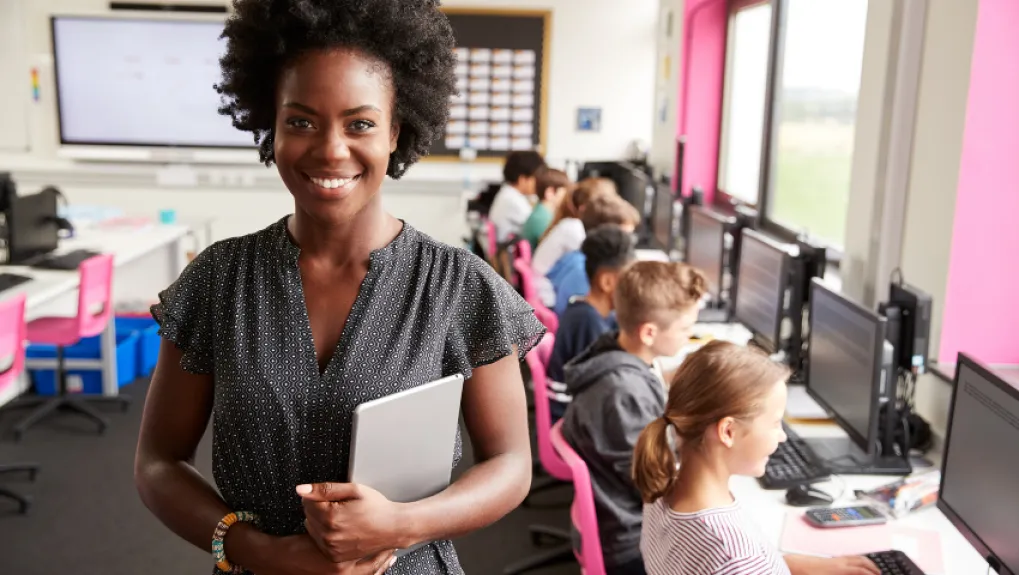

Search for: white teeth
xmin=309 ymin=176 xmax=358 ymax=189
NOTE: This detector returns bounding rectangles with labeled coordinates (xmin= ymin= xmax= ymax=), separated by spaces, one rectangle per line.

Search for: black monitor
xmin=8 ymin=191 xmax=59 ymax=264
xmin=733 ymin=229 xmax=790 ymax=352
xmin=0 ymin=172 xmax=16 ymax=213
xmin=579 ymin=161 xmax=651 ymax=221
xmin=650 ymin=182 xmax=674 ymax=251
xmin=685 ymin=206 xmax=732 ymax=301
xmin=805 ymin=278 xmax=908 ymax=475
xmin=940 ymin=354 xmax=1019 ymax=575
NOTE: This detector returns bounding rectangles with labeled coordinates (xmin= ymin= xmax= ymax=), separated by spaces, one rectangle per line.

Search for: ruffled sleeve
xmin=443 ymin=256 xmax=547 ymax=381
xmin=150 ymin=245 xmax=219 ymax=374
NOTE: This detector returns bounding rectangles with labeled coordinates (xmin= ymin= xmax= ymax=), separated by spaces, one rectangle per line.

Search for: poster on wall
xmin=435 ymin=9 xmax=548 ymax=159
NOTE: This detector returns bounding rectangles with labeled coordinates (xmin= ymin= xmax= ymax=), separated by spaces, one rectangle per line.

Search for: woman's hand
xmin=785 ymin=554 xmax=881 ymax=575
xmin=254 ymin=534 xmax=396 ymax=575
xmin=297 ymin=482 xmax=408 ymax=562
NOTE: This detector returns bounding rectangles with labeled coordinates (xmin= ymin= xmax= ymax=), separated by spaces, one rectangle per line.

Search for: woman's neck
xmin=666 ymin=449 xmax=734 ymax=513
xmin=289 ymin=198 xmax=401 ymax=268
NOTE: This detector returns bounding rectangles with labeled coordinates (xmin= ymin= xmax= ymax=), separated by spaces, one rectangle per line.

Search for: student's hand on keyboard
xmin=786 ymin=555 xmax=880 ymax=575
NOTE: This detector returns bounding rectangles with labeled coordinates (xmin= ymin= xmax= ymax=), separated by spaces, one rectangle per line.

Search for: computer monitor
xmin=685 ymin=206 xmax=732 ymax=301
xmin=8 ymin=191 xmax=59 ymax=264
xmin=940 ymin=354 xmax=1019 ymax=575
xmin=651 ymin=182 xmax=674 ymax=251
xmin=0 ymin=172 xmax=16 ymax=213
xmin=580 ymin=161 xmax=652 ymax=224
xmin=733 ymin=229 xmax=790 ymax=352
xmin=805 ymin=279 xmax=907 ymax=475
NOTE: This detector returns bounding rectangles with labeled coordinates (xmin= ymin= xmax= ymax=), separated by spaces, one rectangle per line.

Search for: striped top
xmin=641 ymin=498 xmax=791 ymax=575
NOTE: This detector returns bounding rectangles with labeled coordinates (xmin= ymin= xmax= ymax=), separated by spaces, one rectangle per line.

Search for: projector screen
xmin=52 ymin=16 xmax=254 ymax=148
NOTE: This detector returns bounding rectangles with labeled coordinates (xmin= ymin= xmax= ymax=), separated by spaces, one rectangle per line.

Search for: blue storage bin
xmin=116 ymin=316 xmax=161 ymax=376
xmin=28 ymin=330 xmax=140 ymax=396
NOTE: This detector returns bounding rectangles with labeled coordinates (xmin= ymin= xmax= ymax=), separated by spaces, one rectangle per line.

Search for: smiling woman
xmin=133 ymin=2 xmax=545 ymax=575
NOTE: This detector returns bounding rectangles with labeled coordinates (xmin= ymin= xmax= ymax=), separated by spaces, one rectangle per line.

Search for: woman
xmin=134 ymin=2 xmax=544 ymax=574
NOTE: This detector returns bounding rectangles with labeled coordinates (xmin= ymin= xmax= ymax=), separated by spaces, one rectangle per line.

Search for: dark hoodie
xmin=560 ymin=331 xmax=666 ymax=569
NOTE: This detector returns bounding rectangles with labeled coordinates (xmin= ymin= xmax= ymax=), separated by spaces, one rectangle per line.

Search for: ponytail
xmin=632 ymin=416 xmax=678 ymax=504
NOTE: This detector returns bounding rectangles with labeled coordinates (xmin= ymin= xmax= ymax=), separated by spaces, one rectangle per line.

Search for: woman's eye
xmin=286 ymin=118 xmax=313 ymax=129
xmin=350 ymin=119 xmax=376 ymax=132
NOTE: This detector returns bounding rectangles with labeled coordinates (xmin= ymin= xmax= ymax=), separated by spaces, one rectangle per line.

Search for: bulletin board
xmin=430 ymin=7 xmax=551 ymax=161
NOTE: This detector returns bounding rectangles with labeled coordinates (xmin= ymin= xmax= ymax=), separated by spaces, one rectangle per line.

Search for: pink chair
xmin=505 ymin=334 xmax=575 ymax=575
xmin=0 ymin=294 xmax=39 ymax=513
xmin=8 ymin=254 xmax=128 ymax=440
xmin=514 ymin=239 xmax=533 ymax=266
xmin=513 ymin=259 xmax=559 ymax=334
xmin=551 ymin=420 xmax=607 ymax=575
xmin=484 ymin=218 xmax=498 ymax=261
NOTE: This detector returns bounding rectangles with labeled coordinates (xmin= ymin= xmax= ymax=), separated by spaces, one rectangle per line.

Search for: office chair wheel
xmin=19 ymin=497 xmax=31 ymax=514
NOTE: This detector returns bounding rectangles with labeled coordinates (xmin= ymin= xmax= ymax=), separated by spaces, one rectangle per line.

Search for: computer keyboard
xmin=866 ymin=550 xmax=926 ymax=574
xmin=758 ymin=422 xmax=830 ymax=489
xmin=32 ymin=249 xmax=101 ymax=270
xmin=0 ymin=272 xmax=32 ymax=292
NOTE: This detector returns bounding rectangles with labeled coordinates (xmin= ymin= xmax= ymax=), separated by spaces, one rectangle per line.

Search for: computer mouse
xmin=785 ymin=484 xmax=834 ymax=507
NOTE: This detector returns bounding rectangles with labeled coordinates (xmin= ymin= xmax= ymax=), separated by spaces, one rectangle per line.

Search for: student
xmin=532 ymin=177 xmax=617 ymax=279
xmin=520 ymin=167 xmax=571 ymax=249
xmin=546 ymin=225 xmax=636 ymax=421
xmin=542 ymin=195 xmax=641 ymax=311
xmin=489 ymin=151 xmax=546 ymax=242
xmin=561 ymin=261 xmax=707 ymax=575
xmin=633 ymin=341 xmax=880 ymax=575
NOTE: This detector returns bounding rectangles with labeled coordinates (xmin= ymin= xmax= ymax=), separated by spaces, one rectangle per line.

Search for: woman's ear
xmin=389 ymin=122 xmax=401 ymax=153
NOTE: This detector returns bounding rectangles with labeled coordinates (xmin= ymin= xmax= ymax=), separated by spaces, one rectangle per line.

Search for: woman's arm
xmin=134 ymin=343 xmax=271 ymax=566
xmin=401 ymin=351 xmax=532 ymax=544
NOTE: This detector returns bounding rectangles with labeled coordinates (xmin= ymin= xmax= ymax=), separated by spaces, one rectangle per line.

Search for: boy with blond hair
xmin=561 ymin=261 xmax=708 ymax=575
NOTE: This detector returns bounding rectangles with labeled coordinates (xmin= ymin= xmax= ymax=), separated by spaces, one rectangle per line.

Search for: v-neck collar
xmin=272 ymin=215 xmax=412 ymax=270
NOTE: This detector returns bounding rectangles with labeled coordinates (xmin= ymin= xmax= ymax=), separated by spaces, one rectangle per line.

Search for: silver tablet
xmin=349 ymin=373 xmax=465 ymax=504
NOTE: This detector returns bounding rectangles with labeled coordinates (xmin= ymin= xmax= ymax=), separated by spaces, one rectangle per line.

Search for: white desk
xmin=0 ymin=223 xmax=191 ymax=406
xmin=734 ymin=422 xmax=989 ymax=575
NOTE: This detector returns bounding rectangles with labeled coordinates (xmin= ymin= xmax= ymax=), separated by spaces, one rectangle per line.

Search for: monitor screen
xmin=807 ymin=279 xmax=884 ymax=450
xmin=734 ymin=229 xmax=787 ymax=349
xmin=940 ymin=357 xmax=1019 ymax=575
xmin=10 ymin=191 xmax=59 ymax=263
xmin=686 ymin=207 xmax=727 ymax=299
xmin=52 ymin=16 xmax=253 ymax=148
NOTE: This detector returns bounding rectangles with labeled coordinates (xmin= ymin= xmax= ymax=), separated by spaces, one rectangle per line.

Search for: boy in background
xmin=520 ymin=167 xmax=571 ymax=249
xmin=561 ymin=261 xmax=707 ymax=575
xmin=488 ymin=151 xmax=546 ymax=243
xmin=546 ymin=225 xmax=636 ymax=421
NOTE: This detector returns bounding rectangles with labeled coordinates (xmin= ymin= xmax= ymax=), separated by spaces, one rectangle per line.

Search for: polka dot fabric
xmin=151 ymin=217 xmax=545 ymax=575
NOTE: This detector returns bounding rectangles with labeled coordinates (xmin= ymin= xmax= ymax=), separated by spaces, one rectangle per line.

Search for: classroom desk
xmin=0 ymin=223 xmax=191 ymax=406
xmin=734 ymin=422 xmax=989 ymax=575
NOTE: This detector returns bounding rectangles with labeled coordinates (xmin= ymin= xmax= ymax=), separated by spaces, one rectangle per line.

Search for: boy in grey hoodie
xmin=561 ymin=261 xmax=707 ymax=575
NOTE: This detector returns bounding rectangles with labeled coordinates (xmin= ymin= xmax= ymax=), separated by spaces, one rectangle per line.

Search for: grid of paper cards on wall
xmin=447 ymin=47 xmax=538 ymax=152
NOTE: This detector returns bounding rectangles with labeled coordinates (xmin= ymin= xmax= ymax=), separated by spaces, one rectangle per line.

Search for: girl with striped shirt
xmin=631 ymin=341 xmax=880 ymax=575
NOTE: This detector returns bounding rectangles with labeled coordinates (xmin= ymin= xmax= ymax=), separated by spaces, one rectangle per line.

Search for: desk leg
xmin=100 ymin=319 xmax=119 ymax=397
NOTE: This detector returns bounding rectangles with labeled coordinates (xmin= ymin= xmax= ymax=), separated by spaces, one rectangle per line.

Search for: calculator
xmin=804 ymin=505 xmax=888 ymax=528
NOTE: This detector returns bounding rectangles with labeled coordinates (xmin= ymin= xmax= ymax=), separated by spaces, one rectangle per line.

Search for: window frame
xmin=713 ymin=0 xmax=861 ymax=263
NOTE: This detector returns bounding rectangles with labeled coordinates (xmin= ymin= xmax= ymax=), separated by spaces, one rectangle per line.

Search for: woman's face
xmin=274 ymin=48 xmax=399 ymax=225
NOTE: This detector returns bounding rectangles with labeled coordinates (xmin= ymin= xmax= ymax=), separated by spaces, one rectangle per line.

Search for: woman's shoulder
xmin=402 ymin=225 xmax=498 ymax=281
xmin=186 ymin=218 xmax=288 ymax=271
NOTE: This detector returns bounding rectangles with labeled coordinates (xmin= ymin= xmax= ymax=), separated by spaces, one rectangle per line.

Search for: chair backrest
xmin=525 ymin=333 xmax=571 ymax=482
xmin=77 ymin=253 xmax=115 ymax=339
xmin=484 ymin=219 xmax=498 ymax=261
xmin=513 ymin=259 xmax=559 ymax=334
xmin=0 ymin=293 xmax=27 ymax=392
xmin=551 ymin=420 xmax=607 ymax=575
xmin=514 ymin=238 xmax=532 ymax=266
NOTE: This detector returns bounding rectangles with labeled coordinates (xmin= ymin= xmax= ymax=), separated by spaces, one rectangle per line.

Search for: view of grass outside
xmin=767 ymin=0 xmax=868 ymax=249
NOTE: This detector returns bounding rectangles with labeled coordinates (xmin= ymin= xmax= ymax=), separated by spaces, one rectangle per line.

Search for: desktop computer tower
xmin=889 ymin=282 xmax=932 ymax=373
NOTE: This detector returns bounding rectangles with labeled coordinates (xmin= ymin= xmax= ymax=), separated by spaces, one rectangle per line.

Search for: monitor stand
xmin=804 ymin=436 xmax=912 ymax=476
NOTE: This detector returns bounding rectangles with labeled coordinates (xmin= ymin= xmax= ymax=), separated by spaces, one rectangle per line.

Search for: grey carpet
xmin=0 ymin=377 xmax=580 ymax=575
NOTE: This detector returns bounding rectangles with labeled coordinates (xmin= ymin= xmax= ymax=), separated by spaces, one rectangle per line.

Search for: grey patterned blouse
xmin=151 ymin=217 xmax=545 ymax=575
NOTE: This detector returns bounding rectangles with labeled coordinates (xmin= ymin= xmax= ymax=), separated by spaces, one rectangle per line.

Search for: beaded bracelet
xmin=212 ymin=511 xmax=259 ymax=574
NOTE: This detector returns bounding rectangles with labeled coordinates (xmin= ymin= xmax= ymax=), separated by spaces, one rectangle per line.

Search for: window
xmin=717 ymin=2 xmax=772 ymax=205
xmin=767 ymin=0 xmax=868 ymax=247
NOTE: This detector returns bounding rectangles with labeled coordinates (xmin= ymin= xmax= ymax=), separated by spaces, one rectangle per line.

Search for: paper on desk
xmin=779 ymin=511 xmax=945 ymax=574
xmin=785 ymin=384 xmax=829 ymax=420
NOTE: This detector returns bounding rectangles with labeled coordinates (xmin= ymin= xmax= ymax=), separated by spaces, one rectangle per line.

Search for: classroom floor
xmin=0 ymin=377 xmax=579 ymax=575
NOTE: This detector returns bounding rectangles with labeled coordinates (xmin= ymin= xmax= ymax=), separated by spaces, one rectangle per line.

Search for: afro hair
xmin=216 ymin=0 xmax=457 ymax=178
